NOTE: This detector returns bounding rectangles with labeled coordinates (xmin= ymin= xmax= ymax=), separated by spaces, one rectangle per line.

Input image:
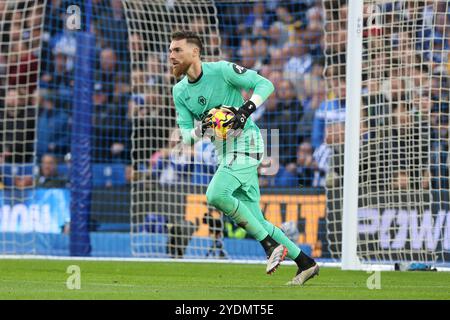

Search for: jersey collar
xmin=187 ymin=67 xmax=203 ymax=84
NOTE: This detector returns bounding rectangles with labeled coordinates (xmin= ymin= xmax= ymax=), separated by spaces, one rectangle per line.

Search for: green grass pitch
xmin=0 ymin=259 xmax=449 ymax=299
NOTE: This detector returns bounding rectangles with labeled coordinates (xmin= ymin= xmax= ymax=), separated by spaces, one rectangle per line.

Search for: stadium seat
xmin=57 ymin=163 xmax=128 ymax=187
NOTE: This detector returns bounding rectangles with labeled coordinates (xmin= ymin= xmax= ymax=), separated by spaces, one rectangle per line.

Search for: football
xmin=211 ymin=109 xmax=234 ymax=140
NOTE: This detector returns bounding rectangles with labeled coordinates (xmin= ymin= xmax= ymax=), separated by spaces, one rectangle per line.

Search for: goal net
xmin=324 ymin=0 xmax=450 ymax=265
xmin=1 ymin=0 xmax=327 ymax=260
xmin=124 ymin=0 xmax=327 ymax=260
xmin=0 ymin=0 xmax=46 ymax=253
xmin=123 ymin=0 xmax=224 ymax=258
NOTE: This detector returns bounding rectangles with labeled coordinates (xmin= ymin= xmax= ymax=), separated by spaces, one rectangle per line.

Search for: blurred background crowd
xmin=0 ymin=0 xmax=449 ymax=194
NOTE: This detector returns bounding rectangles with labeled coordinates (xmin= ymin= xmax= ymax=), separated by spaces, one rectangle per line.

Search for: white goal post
xmin=342 ymin=0 xmax=363 ymax=270
xmin=325 ymin=0 xmax=450 ymax=269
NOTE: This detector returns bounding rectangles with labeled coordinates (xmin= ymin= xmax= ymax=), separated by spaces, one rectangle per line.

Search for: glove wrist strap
xmin=240 ymin=100 xmax=256 ymax=118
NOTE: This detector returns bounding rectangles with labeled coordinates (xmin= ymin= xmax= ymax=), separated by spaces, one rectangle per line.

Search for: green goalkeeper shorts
xmin=214 ymin=152 xmax=263 ymax=203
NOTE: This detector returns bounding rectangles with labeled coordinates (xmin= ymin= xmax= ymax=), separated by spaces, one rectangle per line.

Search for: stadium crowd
xmin=0 ymin=0 xmax=449 ymax=194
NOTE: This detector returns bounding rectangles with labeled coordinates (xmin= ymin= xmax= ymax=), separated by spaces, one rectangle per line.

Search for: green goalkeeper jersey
xmin=173 ymin=60 xmax=274 ymax=164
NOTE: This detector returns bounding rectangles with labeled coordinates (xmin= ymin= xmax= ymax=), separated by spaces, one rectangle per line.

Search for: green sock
xmin=264 ymin=222 xmax=301 ymax=260
xmin=228 ymin=200 xmax=269 ymax=241
xmin=242 ymin=199 xmax=301 ymax=260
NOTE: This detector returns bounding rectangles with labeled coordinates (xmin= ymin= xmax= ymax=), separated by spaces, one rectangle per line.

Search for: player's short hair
xmin=171 ymin=30 xmax=203 ymax=55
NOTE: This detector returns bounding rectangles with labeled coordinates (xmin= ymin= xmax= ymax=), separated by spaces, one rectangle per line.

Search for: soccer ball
xmin=211 ymin=109 xmax=234 ymax=140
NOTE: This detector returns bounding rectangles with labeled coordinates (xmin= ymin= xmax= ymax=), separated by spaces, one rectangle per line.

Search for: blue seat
xmin=56 ymin=163 xmax=127 ymax=187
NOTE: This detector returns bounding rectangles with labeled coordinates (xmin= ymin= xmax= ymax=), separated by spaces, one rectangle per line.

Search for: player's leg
xmin=210 ymin=157 xmax=288 ymax=274
xmin=247 ymin=198 xmax=319 ymax=284
xmin=206 ymin=167 xmax=278 ymax=255
xmin=239 ymin=197 xmax=300 ymax=259
xmin=238 ymin=170 xmax=319 ymax=285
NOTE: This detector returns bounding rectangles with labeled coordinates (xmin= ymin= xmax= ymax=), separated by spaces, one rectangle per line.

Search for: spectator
xmin=8 ymin=40 xmax=39 ymax=94
xmin=113 ymin=72 xmax=131 ymax=105
xmin=283 ymin=38 xmax=313 ymax=94
xmin=24 ymin=4 xmax=45 ymax=52
xmin=392 ymin=170 xmax=410 ymax=191
xmin=216 ymin=3 xmax=242 ymax=52
xmin=237 ymin=1 xmax=272 ymax=37
xmin=50 ymin=10 xmax=77 ymax=72
xmin=256 ymin=85 xmax=296 ymax=164
xmin=190 ymin=16 xmax=222 ymax=59
xmin=192 ymin=140 xmax=217 ymax=186
xmin=109 ymin=101 xmax=131 ymax=164
xmin=40 ymin=49 xmax=73 ymax=109
xmin=312 ymin=126 xmax=333 ymax=188
xmin=128 ymin=32 xmax=146 ymax=71
xmin=44 ymin=0 xmax=64 ymax=37
xmin=299 ymin=79 xmax=326 ymax=143
xmin=0 ymin=55 xmax=5 ymax=107
xmin=311 ymin=77 xmax=346 ymax=149
xmin=274 ymin=4 xmax=302 ymax=44
xmin=92 ymin=82 xmax=130 ymax=163
xmin=124 ymin=164 xmax=135 ymax=185
xmin=145 ymin=53 xmax=164 ymax=87
xmin=287 ymin=142 xmax=315 ymax=187
xmin=390 ymin=102 xmax=429 ymax=191
xmin=0 ymin=89 xmax=35 ymax=164
xmin=253 ymin=36 xmax=271 ymax=70
xmin=92 ymin=81 xmax=110 ymax=161
xmin=0 ymin=1 xmax=6 ymax=23
xmin=131 ymin=67 xmax=146 ymax=95
xmin=129 ymin=96 xmax=150 ymax=162
xmin=35 ymin=154 xmax=68 ymax=188
xmin=279 ymin=78 xmax=303 ymax=158
xmin=306 ymin=4 xmax=323 ymax=36
xmin=96 ymin=47 xmax=118 ymax=103
xmin=94 ymin=0 xmax=129 ymax=73
xmin=150 ymin=129 xmax=192 ymax=186
xmin=250 ymin=75 xmax=278 ymax=123
xmin=268 ymin=48 xmax=288 ymax=72
xmin=302 ymin=59 xmax=325 ymax=110
xmin=430 ymin=124 xmax=449 ymax=190
xmin=316 ymin=121 xmax=345 ymax=188
xmin=267 ymin=23 xmax=287 ymax=55
xmin=238 ymin=38 xmax=257 ymax=70
xmin=190 ymin=16 xmax=208 ymax=35
xmin=36 ymin=89 xmax=70 ymax=160
xmin=258 ymin=156 xmax=297 ymax=188
xmin=14 ymin=174 xmax=33 ymax=189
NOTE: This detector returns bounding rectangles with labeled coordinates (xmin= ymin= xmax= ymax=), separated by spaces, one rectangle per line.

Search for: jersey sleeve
xmin=220 ymin=61 xmax=274 ymax=102
xmin=173 ymin=86 xmax=195 ymax=145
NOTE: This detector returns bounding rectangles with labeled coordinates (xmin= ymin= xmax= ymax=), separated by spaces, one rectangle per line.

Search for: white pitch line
xmin=0 ymin=255 xmax=449 ymax=271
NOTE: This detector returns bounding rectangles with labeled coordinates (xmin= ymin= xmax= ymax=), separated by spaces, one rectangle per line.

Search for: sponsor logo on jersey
xmin=232 ymin=63 xmax=247 ymax=74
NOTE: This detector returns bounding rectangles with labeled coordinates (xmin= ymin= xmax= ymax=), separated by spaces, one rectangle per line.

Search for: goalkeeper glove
xmin=193 ymin=107 xmax=220 ymax=138
xmin=222 ymin=100 xmax=256 ymax=136
xmin=194 ymin=119 xmax=211 ymax=138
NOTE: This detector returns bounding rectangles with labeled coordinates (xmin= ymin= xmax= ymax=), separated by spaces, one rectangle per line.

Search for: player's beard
xmin=172 ymin=60 xmax=191 ymax=78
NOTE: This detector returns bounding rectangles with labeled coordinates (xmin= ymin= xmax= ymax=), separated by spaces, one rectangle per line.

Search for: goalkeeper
xmin=170 ymin=30 xmax=318 ymax=285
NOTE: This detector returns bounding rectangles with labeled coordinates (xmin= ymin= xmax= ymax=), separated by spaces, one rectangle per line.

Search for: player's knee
xmin=206 ymin=189 xmax=229 ymax=211
xmin=206 ymin=188 xmax=221 ymax=208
